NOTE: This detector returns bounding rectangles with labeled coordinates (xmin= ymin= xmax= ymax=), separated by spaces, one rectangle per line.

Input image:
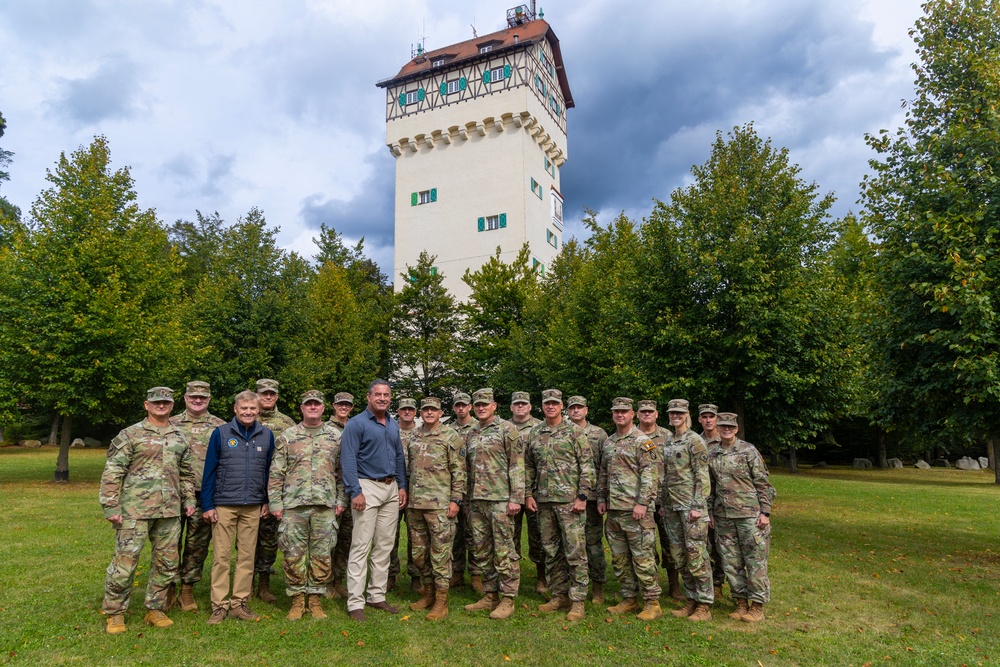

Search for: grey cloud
xmin=159 ymin=151 xmax=237 ymax=199
xmin=51 ymin=57 xmax=141 ymax=126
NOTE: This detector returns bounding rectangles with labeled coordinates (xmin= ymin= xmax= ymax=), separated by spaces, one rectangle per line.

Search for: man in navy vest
xmin=201 ymin=390 xmax=275 ymax=625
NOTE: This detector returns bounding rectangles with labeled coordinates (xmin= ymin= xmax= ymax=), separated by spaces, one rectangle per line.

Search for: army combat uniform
xmin=450 ymin=415 xmax=477 ymax=581
xmin=512 ymin=415 xmax=544 ymax=577
xmin=327 ymin=406 xmax=353 ymax=594
xmin=642 ymin=422 xmax=680 ymax=584
xmin=256 ymin=406 xmax=296 ymax=580
xmin=700 ymin=428 xmax=726 ymax=591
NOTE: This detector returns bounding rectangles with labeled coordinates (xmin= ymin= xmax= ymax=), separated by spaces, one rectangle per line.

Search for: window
xmin=544 ymin=156 xmax=556 ymax=178
xmin=551 ymin=190 xmax=564 ymax=230
xmin=486 ymin=215 xmax=500 ymax=230
xmin=419 ymin=190 xmax=431 ymax=205
xmin=402 ymin=88 xmax=424 ymax=106
xmin=535 ymin=74 xmax=547 ymax=96
xmin=447 ymin=79 xmax=461 ymax=94
xmin=546 ymin=229 xmax=559 ymax=249
xmin=540 ymin=50 xmax=555 ymax=77
xmin=549 ymin=95 xmax=562 ymax=117
xmin=432 ymin=58 xmax=445 ymax=67
xmin=530 ymin=177 xmax=543 ymax=199
xmin=533 ymin=258 xmax=545 ymax=275
xmin=440 ymin=77 xmax=467 ymax=97
xmin=410 ymin=188 xmax=437 ymax=206
xmin=477 ymin=213 xmax=507 ymax=232
xmin=480 ymin=45 xmax=493 ymax=54
xmin=491 ymin=66 xmax=506 ymax=82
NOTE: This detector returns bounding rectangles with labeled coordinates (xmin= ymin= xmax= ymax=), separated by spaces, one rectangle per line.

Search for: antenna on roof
xmin=411 ymin=22 xmax=427 ymax=60
xmin=471 ymin=17 xmax=477 ymax=38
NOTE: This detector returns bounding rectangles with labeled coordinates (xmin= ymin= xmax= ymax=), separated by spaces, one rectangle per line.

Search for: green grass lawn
xmin=0 ymin=448 xmax=997 ymax=666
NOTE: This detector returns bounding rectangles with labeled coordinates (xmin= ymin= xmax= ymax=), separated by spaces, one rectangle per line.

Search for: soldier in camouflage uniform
xmin=698 ymin=403 xmax=726 ymax=599
xmin=269 ymin=390 xmax=347 ymax=620
xmin=567 ymin=395 xmax=609 ymax=604
xmin=254 ymin=378 xmax=296 ymax=603
xmin=598 ymin=397 xmax=663 ymax=621
xmin=168 ymin=381 xmax=226 ymax=613
xmin=406 ymin=397 xmax=467 ymax=620
xmin=708 ymin=412 xmax=776 ymax=623
xmin=509 ymin=391 xmax=547 ymax=594
xmin=463 ymin=388 xmax=524 ymax=620
xmin=326 ymin=392 xmax=355 ymax=600
xmin=659 ymin=399 xmax=713 ymax=622
xmin=525 ymin=389 xmax=594 ymax=621
xmin=449 ymin=392 xmax=478 ymax=591
xmin=391 ymin=397 xmax=418 ymax=591
xmin=100 ymin=387 xmax=196 ymax=634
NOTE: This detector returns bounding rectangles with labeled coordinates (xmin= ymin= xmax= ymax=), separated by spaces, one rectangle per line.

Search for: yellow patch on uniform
xmin=641 ymin=441 xmax=656 ymax=452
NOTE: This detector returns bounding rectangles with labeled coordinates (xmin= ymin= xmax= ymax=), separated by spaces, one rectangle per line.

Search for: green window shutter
xmin=459 ymin=76 xmax=467 ymax=90
xmin=417 ymin=88 xmax=425 ymax=101
xmin=483 ymin=69 xmax=490 ymax=83
xmin=535 ymin=74 xmax=539 ymax=88
xmin=399 ymin=93 xmax=406 ymax=107
xmin=499 ymin=213 xmax=507 ymax=228
xmin=477 ymin=217 xmax=485 ymax=232
xmin=554 ymin=236 xmax=558 ymax=249
xmin=440 ymin=82 xmax=447 ymax=96
xmin=430 ymin=188 xmax=437 ymax=202
xmin=411 ymin=192 xmax=418 ymax=206
xmin=504 ymin=64 xmax=511 ymax=79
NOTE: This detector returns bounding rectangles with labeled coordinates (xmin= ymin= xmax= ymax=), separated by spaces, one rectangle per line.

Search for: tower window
xmin=547 ymin=229 xmax=559 ymax=248
xmin=480 ymin=45 xmax=493 ymax=54
xmin=530 ymin=177 xmax=543 ymax=199
xmin=490 ymin=66 xmax=506 ymax=82
xmin=477 ymin=213 xmax=507 ymax=232
xmin=432 ymin=58 xmax=445 ymax=67
xmin=447 ymin=79 xmax=461 ymax=94
xmin=405 ymin=90 xmax=421 ymax=105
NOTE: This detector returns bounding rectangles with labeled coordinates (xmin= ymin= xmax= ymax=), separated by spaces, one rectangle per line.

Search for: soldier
xmin=463 ymin=388 xmax=524 ymax=620
xmin=509 ymin=391 xmax=546 ymax=594
xmin=168 ymin=381 xmax=226 ymax=613
xmin=598 ymin=397 xmax=662 ymax=621
xmin=567 ymin=395 xmax=609 ymax=604
xmin=659 ymin=399 xmax=713 ymax=622
xmin=636 ymin=400 xmax=682 ymax=601
xmin=254 ymin=378 xmax=296 ymax=604
xmin=326 ymin=391 xmax=355 ymax=600
xmin=392 ymin=397 xmax=418 ymax=592
xmin=525 ymin=389 xmax=594 ymax=621
xmin=269 ymin=390 xmax=347 ymax=620
xmin=708 ymin=413 xmax=775 ymax=623
xmin=698 ymin=403 xmax=726 ymax=600
xmin=449 ymin=392 xmax=479 ymax=591
xmin=406 ymin=397 xmax=467 ymax=620
xmin=100 ymin=387 xmax=196 ymax=634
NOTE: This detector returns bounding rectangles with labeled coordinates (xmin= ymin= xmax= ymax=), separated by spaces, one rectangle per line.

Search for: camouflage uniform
xmin=100 ymin=418 xmax=195 ymax=614
xmin=525 ymin=418 xmax=595 ymax=602
xmin=580 ymin=422 xmax=609 ymax=584
xmin=512 ymin=416 xmax=544 ymax=569
xmin=708 ymin=438 xmax=776 ymax=604
xmin=642 ymin=424 xmax=677 ymax=574
xmin=701 ymin=430 xmax=726 ymax=588
xmin=170 ymin=409 xmax=225 ymax=585
xmin=598 ymin=425 xmax=661 ymax=601
xmin=467 ymin=415 xmax=524 ymax=598
xmin=391 ymin=424 xmax=417 ymax=580
xmin=327 ymin=418 xmax=353 ymax=586
xmin=256 ymin=408 xmax=296 ymax=576
xmin=269 ymin=421 xmax=347 ymax=595
xmin=450 ymin=418 xmax=478 ymax=577
xmin=660 ymin=428 xmax=713 ymax=603
xmin=406 ymin=421 xmax=466 ymax=589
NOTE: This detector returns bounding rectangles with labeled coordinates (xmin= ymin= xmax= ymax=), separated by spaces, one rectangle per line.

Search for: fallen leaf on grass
xmin=608 ymin=646 xmax=614 ymax=651
xmin=279 ymin=631 xmax=287 ymax=637
xmin=906 ymin=647 xmax=913 ymax=652
xmin=357 ymin=640 xmax=364 ymax=646
xmin=605 ymin=617 xmax=613 ymax=624
xmin=503 ymin=655 xmax=510 ymax=661
xmin=769 ymin=650 xmax=777 ymax=655
xmin=341 ymin=630 xmax=349 ymax=637
xmin=400 ymin=615 xmax=410 ymax=621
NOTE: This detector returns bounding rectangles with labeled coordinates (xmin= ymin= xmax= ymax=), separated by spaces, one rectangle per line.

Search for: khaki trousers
xmin=210 ymin=505 xmax=261 ymax=609
xmin=346 ymin=478 xmax=399 ymax=611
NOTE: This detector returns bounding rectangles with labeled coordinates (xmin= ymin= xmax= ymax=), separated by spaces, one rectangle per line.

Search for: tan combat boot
xmin=565 ymin=601 xmax=585 ymax=621
xmin=333 ymin=580 xmax=349 ymax=599
xmin=607 ymin=597 xmax=640 ymax=614
xmin=742 ymin=601 xmax=765 ymax=622
xmin=470 ymin=574 xmax=484 ymax=594
xmin=489 ymin=596 xmax=516 ymax=620
xmin=178 ymin=584 xmax=198 ymax=612
xmin=535 ymin=563 xmax=548 ymax=595
xmin=671 ymin=598 xmax=697 ymax=618
xmin=409 ymin=584 xmax=435 ymax=611
xmin=591 ymin=581 xmax=604 ymax=605
xmin=538 ymin=596 xmax=570 ymax=613
xmin=667 ymin=570 xmax=684 ymax=600
xmin=425 ymin=588 xmax=449 ymax=621
xmin=164 ymin=583 xmax=177 ymax=610
xmin=105 ymin=614 xmax=126 ymax=635
xmin=287 ymin=594 xmax=306 ymax=621
xmin=637 ymin=599 xmax=663 ymax=621
xmin=729 ymin=598 xmax=749 ymax=620
xmin=464 ymin=592 xmax=499 ymax=612
xmin=449 ymin=571 xmax=465 ymax=589
xmin=256 ymin=573 xmax=276 ymax=603
xmin=714 ymin=584 xmax=723 ymax=601
xmin=410 ymin=576 xmax=422 ymax=593
xmin=308 ymin=595 xmax=327 ymax=619
xmin=688 ymin=602 xmax=712 ymax=622
xmin=143 ymin=609 xmax=174 ymax=628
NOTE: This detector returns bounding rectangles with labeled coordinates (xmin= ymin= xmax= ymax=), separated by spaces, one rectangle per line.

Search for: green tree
xmin=862 ymin=0 xmax=1000 ymax=481
xmin=168 ymin=210 xmax=225 ymax=297
xmin=0 ymin=111 xmax=23 ymax=247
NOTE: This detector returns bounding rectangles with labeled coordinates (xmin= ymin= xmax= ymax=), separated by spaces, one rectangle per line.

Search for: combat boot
xmin=386 ymin=575 xmax=397 ymax=592
xmin=164 ymin=583 xmax=177 ymax=610
xmin=143 ymin=609 xmax=174 ymax=628
xmin=535 ymin=562 xmax=548 ymax=595
xmin=449 ymin=571 xmax=465 ymax=588
xmin=308 ymin=595 xmax=327 ymax=619
xmin=287 ymin=594 xmax=306 ymax=621
xmin=332 ymin=580 xmax=349 ymax=599
xmin=607 ymin=597 xmax=640 ymax=614
xmin=256 ymin=572 xmax=276 ymax=603
xmin=410 ymin=576 xmax=422 ymax=593
xmin=667 ymin=570 xmax=684 ymax=600
xmin=409 ymin=584 xmax=435 ymax=611
xmin=425 ymin=588 xmax=449 ymax=621
xmin=464 ymin=592 xmax=499 ymax=612
xmin=591 ymin=581 xmax=605 ymax=605
xmin=688 ymin=602 xmax=712 ymax=622
xmin=637 ymin=599 xmax=663 ymax=621
xmin=714 ymin=584 xmax=723 ymax=601
xmin=105 ymin=614 xmax=126 ymax=635
xmin=671 ymin=598 xmax=697 ymax=618
xmin=565 ymin=601 xmax=585 ymax=621
xmin=742 ymin=601 xmax=765 ymax=623
xmin=489 ymin=596 xmax=516 ymax=620
xmin=178 ymin=584 xmax=198 ymax=612
xmin=538 ymin=595 xmax=570 ymax=613
xmin=470 ymin=574 xmax=484 ymax=594
xmin=729 ymin=598 xmax=749 ymax=620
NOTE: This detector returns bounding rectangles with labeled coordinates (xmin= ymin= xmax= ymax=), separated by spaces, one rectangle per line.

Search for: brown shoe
xmin=143 ymin=609 xmax=173 ymax=628
xmin=386 ymin=575 xmax=397 ymax=592
xmin=308 ymin=594 xmax=327 ymax=619
xmin=729 ymin=598 xmax=749 ymax=620
xmin=256 ymin=573 xmax=276 ymax=603
xmin=207 ymin=606 xmax=227 ymax=625
xmin=667 ymin=571 xmax=684 ymax=601
xmin=607 ymin=597 xmax=639 ymax=614
xmin=348 ymin=608 xmax=366 ymax=622
xmin=565 ymin=601 xmax=585 ymax=621
xmin=366 ymin=600 xmax=399 ymax=614
xmin=178 ymin=584 xmax=198 ymax=612
xmin=409 ymin=585 xmax=435 ymax=611
xmin=538 ymin=596 xmax=570 ymax=613
xmin=489 ymin=596 xmax=515 ymax=620
xmin=464 ymin=592 xmax=499 ymax=612
xmin=228 ymin=600 xmax=260 ymax=621
xmin=591 ymin=581 xmax=604 ymax=605
xmin=535 ymin=564 xmax=548 ymax=595
xmin=287 ymin=594 xmax=306 ymax=621
xmin=470 ymin=574 xmax=484 ymax=594
xmin=425 ymin=588 xmax=449 ymax=621
xmin=742 ymin=601 xmax=765 ymax=623
xmin=688 ymin=602 xmax=712 ymax=622
xmin=105 ymin=614 xmax=126 ymax=634
xmin=449 ymin=571 xmax=465 ymax=589
xmin=332 ymin=581 xmax=349 ymax=599
xmin=164 ymin=583 xmax=177 ymax=611
xmin=410 ymin=577 xmax=422 ymax=593
xmin=672 ymin=598 xmax=697 ymax=618
xmin=637 ymin=600 xmax=663 ymax=621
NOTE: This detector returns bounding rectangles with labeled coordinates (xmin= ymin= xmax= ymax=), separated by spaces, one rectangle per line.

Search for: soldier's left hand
xmin=571 ymin=498 xmax=586 ymax=513
xmin=335 ymin=505 xmax=345 ymax=517
xmin=756 ymin=513 xmax=770 ymax=528
xmin=687 ymin=509 xmax=702 ymax=522
xmin=272 ymin=509 xmax=283 ymax=521
xmin=525 ymin=497 xmax=538 ymax=513
xmin=506 ymin=501 xmax=520 ymax=516
xmin=632 ymin=504 xmax=647 ymax=521
xmin=185 ymin=505 xmax=196 ymax=517
xmin=447 ymin=501 xmax=460 ymax=518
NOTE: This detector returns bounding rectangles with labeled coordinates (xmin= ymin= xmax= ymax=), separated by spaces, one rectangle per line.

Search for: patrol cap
xmin=637 ymin=400 xmax=657 ymax=412
xmin=301 ymin=390 xmax=325 ymax=404
xmin=333 ymin=392 xmax=355 ymax=405
xmin=541 ymin=389 xmax=563 ymax=403
xmin=717 ymin=412 xmax=739 ymax=427
xmin=567 ymin=395 xmax=588 ymax=408
xmin=421 ymin=397 xmax=442 ymax=410
xmin=698 ymin=403 xmax=719 ymax=416
xmin=185 ymin=381 xmax=211 ymax=398
xmin=667 ymin=398 xmax=690 ymax=413
xmin=256 ymin=378 xmax=280 ymax=393
xmin=453 ymin=392 xmax=472 ymax=406
xmin=147 ymin=386 xmax=174 ymax=402
xmin=510 ymin=391 xmax=531 ymax=405
xmin=472 ymin=388 xmax=495 ymax=405
xmin=611 ymin=397 xmax=634 ymax=411
xmin=398 ymin=398 xmax=417 ymax=410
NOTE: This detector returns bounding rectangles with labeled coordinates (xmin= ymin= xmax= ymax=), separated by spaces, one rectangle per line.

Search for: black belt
xmin=364 ymin=476 xmax=395 ymax=484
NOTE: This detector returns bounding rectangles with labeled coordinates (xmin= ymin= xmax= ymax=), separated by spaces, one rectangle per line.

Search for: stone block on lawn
xmin=84 ymin=437 xmax=103 ymax=448
xmin=69 ymin=438 xmax=85 ymax=448
xmin=18 ymin=440 xmax=41 ymax=448
xmin=979 ymin=457 xmax=990 ymax=469
xmin=886 ymin=458 xmax=903 ymax=468
xmin=915 ymin=460 xmax=931 ymax=469
xmin=852 ymin=458 xmax=873 ymax=469
xmin=955 ymin=456 xmax=980 ymax=470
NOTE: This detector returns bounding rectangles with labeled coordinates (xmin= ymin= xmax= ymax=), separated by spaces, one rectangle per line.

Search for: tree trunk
xmin=769 ymin=451 xmax=779 ymax=467
xmin=788 ymin=446 xmax=799 ymax=473
xmin=0 ymin=425 xmax=4 ymax=444
xmin=47 ymin=413 xmax=60 ymax=445
xmin=53 ymin=413 xmax=72 ymax=482
xmin=877 ymin=429 xmax=888 ymax=469
xmin=988 ymin=438 xmax=998 ymax=485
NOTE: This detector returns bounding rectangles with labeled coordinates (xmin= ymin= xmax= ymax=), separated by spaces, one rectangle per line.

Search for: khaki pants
xmin=346 ymin=478 xmax=399 ymax=611
xmin=210 ymin=505 xmax=261 ymax=609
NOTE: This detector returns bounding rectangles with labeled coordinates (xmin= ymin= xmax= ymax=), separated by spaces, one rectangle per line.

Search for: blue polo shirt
xmin=340 ymin=407 xmax=407 ymax=499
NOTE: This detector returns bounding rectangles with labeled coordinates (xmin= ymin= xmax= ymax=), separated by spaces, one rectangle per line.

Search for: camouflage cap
xmin=611 ymin=397 xmax=634 ymax=411
xmin=452 ymin=392 xmax=472 ymax=406
xmin=698 ymin=403 xmax=719 ymax=416
xmin=421 ymin=397 xmax=442 ymax=410
xmin=398 ymin=398 xmax=417 ymax=410
xmin=567 ymin=395 xmax=588 ymax=408
xmin=185 ymin=381 xmax=211 ymax=397
xmin=333 ymin=392 xmax=355 ymax=405
xmin=472 ymin=388 xmax=495 ymax=405
xmin=146 ymin=386 xmax=174 ymax=402
xmin=637 ymin=400 xmax=657 ymax=412
xmin=717 ymin=412 xmax=739 ymax=427
xmin=256 ymin=378 xmax=280 ymax=393
xmin=301 ymin=389 xmax=325 ymax=404
xmin=666 ymin=398 xmax=690 ymax=413
xmin=541 ymin=388 xmax=563 ymax=403
xmin=510 ymin=391 xmax=531 ymax=405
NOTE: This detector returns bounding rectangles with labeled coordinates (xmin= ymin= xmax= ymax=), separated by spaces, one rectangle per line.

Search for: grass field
xmin=0 ymin=447 xmax=997 ymax=666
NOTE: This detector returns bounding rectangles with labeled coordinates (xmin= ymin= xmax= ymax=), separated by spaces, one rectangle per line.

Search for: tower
xmin=377 ymin=5 xmax=573 ymax=300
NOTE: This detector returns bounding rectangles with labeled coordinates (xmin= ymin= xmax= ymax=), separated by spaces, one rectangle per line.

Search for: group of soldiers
xmin=98 ymin=378 xmax=776 ymax=633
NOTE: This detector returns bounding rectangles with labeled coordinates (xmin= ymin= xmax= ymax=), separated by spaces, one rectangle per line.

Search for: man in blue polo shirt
xmin=340 ymin=379 xmax=408 ymax=622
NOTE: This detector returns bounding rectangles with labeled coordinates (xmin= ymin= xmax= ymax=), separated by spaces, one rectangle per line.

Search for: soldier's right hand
xmin=107 ymin=514 xmax=122 ymax=526
xmin=597 ymin=502 xmax=607 ymax=516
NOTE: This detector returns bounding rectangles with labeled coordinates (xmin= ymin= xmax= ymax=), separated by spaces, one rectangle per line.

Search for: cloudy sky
xmin=0 ymin=0 xmax=924 ymax=275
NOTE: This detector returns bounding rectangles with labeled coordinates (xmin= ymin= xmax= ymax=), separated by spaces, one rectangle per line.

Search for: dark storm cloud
xmin=51 ymin=57 xmax=141 ymax=126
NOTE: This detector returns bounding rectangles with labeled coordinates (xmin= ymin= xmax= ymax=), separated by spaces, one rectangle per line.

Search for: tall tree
xmin=168 ymin=210 xmax=226 ymax=297
xmin=0 ymin=111 xmax=23 ymax=247
xmin=862 ymin=0 xmax=1000 ymax=482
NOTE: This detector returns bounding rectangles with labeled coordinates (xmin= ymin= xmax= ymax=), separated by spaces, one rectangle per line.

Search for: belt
xmin=363 ymin=477 xmax=395 ymax=484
